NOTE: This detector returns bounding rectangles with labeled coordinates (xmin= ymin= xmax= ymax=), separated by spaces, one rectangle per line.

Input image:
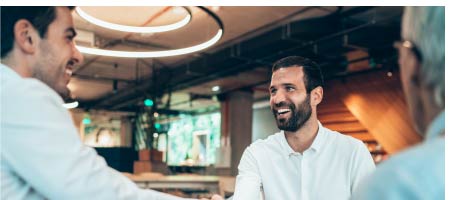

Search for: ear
xmin=408 ymin=50 xmax=422 ymax=87
xmin=13 ymin=19 xmax=39 ymax=55
xmin=310 ymin=86 xmax=323 ymax=106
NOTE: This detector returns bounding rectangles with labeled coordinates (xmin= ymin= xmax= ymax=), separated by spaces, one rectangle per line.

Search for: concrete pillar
xmin=221 ymin=89 xmax=254 ymax=176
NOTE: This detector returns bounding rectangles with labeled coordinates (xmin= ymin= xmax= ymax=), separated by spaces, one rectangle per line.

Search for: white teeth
xmin=65 ymin=69 xmax=72 ymax=76
xmin=278 ymin=109 xmax=290 ymax=114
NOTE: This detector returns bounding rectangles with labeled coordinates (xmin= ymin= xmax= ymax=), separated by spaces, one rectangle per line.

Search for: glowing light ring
xmin=76 ymin=6 xmax=192 ymax=33
xmin=76 ymin=7 xmax=224 ymax=58
xmin=63 ymin=101 xmax=79 ymax=109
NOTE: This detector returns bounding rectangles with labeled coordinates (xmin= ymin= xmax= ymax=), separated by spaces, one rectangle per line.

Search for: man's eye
xmin=287 ymin=87 xmax=295 ymax=91
xmin=270 ymin=89 xmax=277 ymax=94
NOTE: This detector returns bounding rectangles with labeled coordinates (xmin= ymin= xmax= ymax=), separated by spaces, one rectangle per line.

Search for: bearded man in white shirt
xmin=1 ymin=6 xmax=190 ymax=200
xmin=208 ymin=56 xmax=375 ymax=200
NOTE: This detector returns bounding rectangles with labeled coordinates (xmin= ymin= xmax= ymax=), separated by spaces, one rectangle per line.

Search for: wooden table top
xmin=125 ymin=173 xmax=220 ymax=183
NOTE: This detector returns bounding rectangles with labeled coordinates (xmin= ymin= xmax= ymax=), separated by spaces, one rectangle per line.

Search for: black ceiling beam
xmin=167 ymin=7 xmax=378 ymax=92
xmin=73 ymin=74 xmax=136 ymax=84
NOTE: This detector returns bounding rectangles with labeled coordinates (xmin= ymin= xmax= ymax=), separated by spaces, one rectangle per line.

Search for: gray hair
xmin=402 ymin=6 xmax=445 ymax=107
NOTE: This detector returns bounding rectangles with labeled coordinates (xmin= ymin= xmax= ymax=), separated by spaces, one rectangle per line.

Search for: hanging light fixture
xmin=82 ymin=113 xmax=92 ymax=125
xmin=75 ymin=6 xmax=224 ymax=58
xmin=211 ymin=85 xmax=220 ymax=92
xmin=75 ymin=6 xmax=192 ymax=33
xmin=63 ymin=101 xmax=79 ymax=109
xmin=144 ymin=98 xmax=154 ymax=107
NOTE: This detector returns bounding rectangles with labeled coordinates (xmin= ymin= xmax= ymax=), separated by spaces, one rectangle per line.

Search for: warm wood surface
xmin=126 ymin=173 xmax=219 ymax=183
xmin=318 ymin=95 xmax=374 ymax=144
xmin=324 ymin=70 xmax=422 ymax=154
xmin=124 ymin=173 xmax=220 ymax=193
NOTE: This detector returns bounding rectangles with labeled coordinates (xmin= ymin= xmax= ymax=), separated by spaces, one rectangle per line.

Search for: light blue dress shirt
xmin=353 ymin=111 xmax=445 ymax=200
xmin=1 ymin=64 xmax=190 ymax=200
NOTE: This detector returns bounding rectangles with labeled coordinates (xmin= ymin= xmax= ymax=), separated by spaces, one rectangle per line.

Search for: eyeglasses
xmin=393 ymin=40 xmax=422 ymax=61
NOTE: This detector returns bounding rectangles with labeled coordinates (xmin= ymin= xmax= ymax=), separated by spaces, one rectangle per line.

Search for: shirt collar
xmin=425 ymin=110 xmax=445 ymax=140
xmin=310 ymin=121 xmax=326 ymax=151
xmin=279 ymin=121 xmax=326 ymax=157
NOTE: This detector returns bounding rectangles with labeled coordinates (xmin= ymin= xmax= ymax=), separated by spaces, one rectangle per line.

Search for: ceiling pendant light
xmin=76 ymin=30 xmax=222 ymax=58
xmin=75 ymin=6 xmax=192 ymax=33
xmin=75 ymin=6 xmax=224 ymax=58
xmin=63 ymin=101 xmax=79 ymax=109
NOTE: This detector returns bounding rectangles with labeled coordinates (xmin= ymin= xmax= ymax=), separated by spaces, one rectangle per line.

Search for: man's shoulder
xmin=360 ymin=138 xmax=445 ymax=199
xmin=3 ymin=74 xmax=61 ymax=102
xmin=2 ymin=73 xmax=63 ymax=114
xmin=378 ymin=138 xmax=444 ymax=175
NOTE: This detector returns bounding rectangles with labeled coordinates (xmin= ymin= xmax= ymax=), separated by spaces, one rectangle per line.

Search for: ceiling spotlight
xmin=212 ymin=86 xmax=220 ymax=92
xmin=63 ymin=101 xmax=79 ymax=109
xmin=75 ymin=7 xmax=192 ymax=33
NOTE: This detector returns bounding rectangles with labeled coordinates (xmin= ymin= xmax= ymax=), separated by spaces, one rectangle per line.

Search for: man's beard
xmin=272 ymin=95 xmax=312 ymax=132
xmin=34 ymin=42 xmax=71 ymax=100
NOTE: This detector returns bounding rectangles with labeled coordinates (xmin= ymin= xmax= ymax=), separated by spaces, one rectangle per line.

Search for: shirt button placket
xmin=300 ymin=153 xmax=308 ymax=200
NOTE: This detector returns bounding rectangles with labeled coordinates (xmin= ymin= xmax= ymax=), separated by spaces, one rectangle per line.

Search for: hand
xmin=200 ymin=194 xmax=224 ymax=200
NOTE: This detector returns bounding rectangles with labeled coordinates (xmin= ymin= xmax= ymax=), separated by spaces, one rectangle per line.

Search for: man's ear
xmin=13 ymin=19 xmax=39 ymax=55
xmin=310 ymin=86 xmax=323 ymax=106
xmin=408 ymin=51 xmax=422 ymax=87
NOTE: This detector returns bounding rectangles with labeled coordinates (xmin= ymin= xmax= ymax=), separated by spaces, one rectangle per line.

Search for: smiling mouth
xmin=65 ymin=63 xmax=73 ymax=77
xmin=277 ymin=108 xmax=291 ymax=116
xmin=65 ymin=68 xmax=72 ymax=76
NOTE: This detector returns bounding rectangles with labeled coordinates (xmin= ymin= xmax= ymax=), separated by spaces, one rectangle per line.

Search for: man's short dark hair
xmin=1 ymin=6 xmax=75 ymax=58
xmin=272 ymin=56 xmax=324 ymax=92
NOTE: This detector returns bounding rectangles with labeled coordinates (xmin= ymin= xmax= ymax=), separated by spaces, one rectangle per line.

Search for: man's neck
xmin=284 ymin=116 xmax=319 ymax=153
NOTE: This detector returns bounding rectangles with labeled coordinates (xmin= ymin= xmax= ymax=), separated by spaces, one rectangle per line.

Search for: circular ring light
xmin=63 ymin=101 xmax=79 ymax=109
xmin=76 ymin=6 xmax=224 ymax=58
xmin=76 ymin=6 xmax=192 ymax=33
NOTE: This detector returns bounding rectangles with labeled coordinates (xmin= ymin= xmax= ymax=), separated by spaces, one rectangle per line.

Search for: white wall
xmin=252 ymin=105 xmax=279 ymax=142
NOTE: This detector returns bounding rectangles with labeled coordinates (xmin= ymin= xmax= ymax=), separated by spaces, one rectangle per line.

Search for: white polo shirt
xmin=233 ymin=121 xmax=375 ymax=200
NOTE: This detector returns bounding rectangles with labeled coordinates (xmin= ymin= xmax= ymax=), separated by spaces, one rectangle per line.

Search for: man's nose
xmin=72 ymin=44 xmax=84 ymax=65
xmin=271 ymin=92 xmax=287 ymax=107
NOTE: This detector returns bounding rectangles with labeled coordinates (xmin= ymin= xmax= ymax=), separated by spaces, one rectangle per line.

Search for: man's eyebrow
xmin=269 ymin=83 xmax=295 ymax=90
xmin=281 ymin=83 xmax=295 ymax=87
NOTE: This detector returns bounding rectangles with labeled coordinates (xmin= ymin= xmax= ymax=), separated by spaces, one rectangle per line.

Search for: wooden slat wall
xmin=318 ymin=95 xmax=373 ymax=143
xmin=325 ymin=70 xmax=422 ymax=154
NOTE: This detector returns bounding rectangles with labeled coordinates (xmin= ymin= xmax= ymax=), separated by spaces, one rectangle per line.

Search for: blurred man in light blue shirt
xmin=353 ymin=6 xmax=445 ymax=200
xmin=1 ymin=6 xmax=191 ymax=200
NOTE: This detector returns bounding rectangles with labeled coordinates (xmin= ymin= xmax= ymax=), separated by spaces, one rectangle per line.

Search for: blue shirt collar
xmin=425 ymin=110 xmax=445 ymax=140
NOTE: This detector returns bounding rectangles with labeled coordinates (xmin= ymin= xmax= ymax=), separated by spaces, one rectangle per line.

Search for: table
xmin=127 ymin=174 xmax=220 ymax=194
